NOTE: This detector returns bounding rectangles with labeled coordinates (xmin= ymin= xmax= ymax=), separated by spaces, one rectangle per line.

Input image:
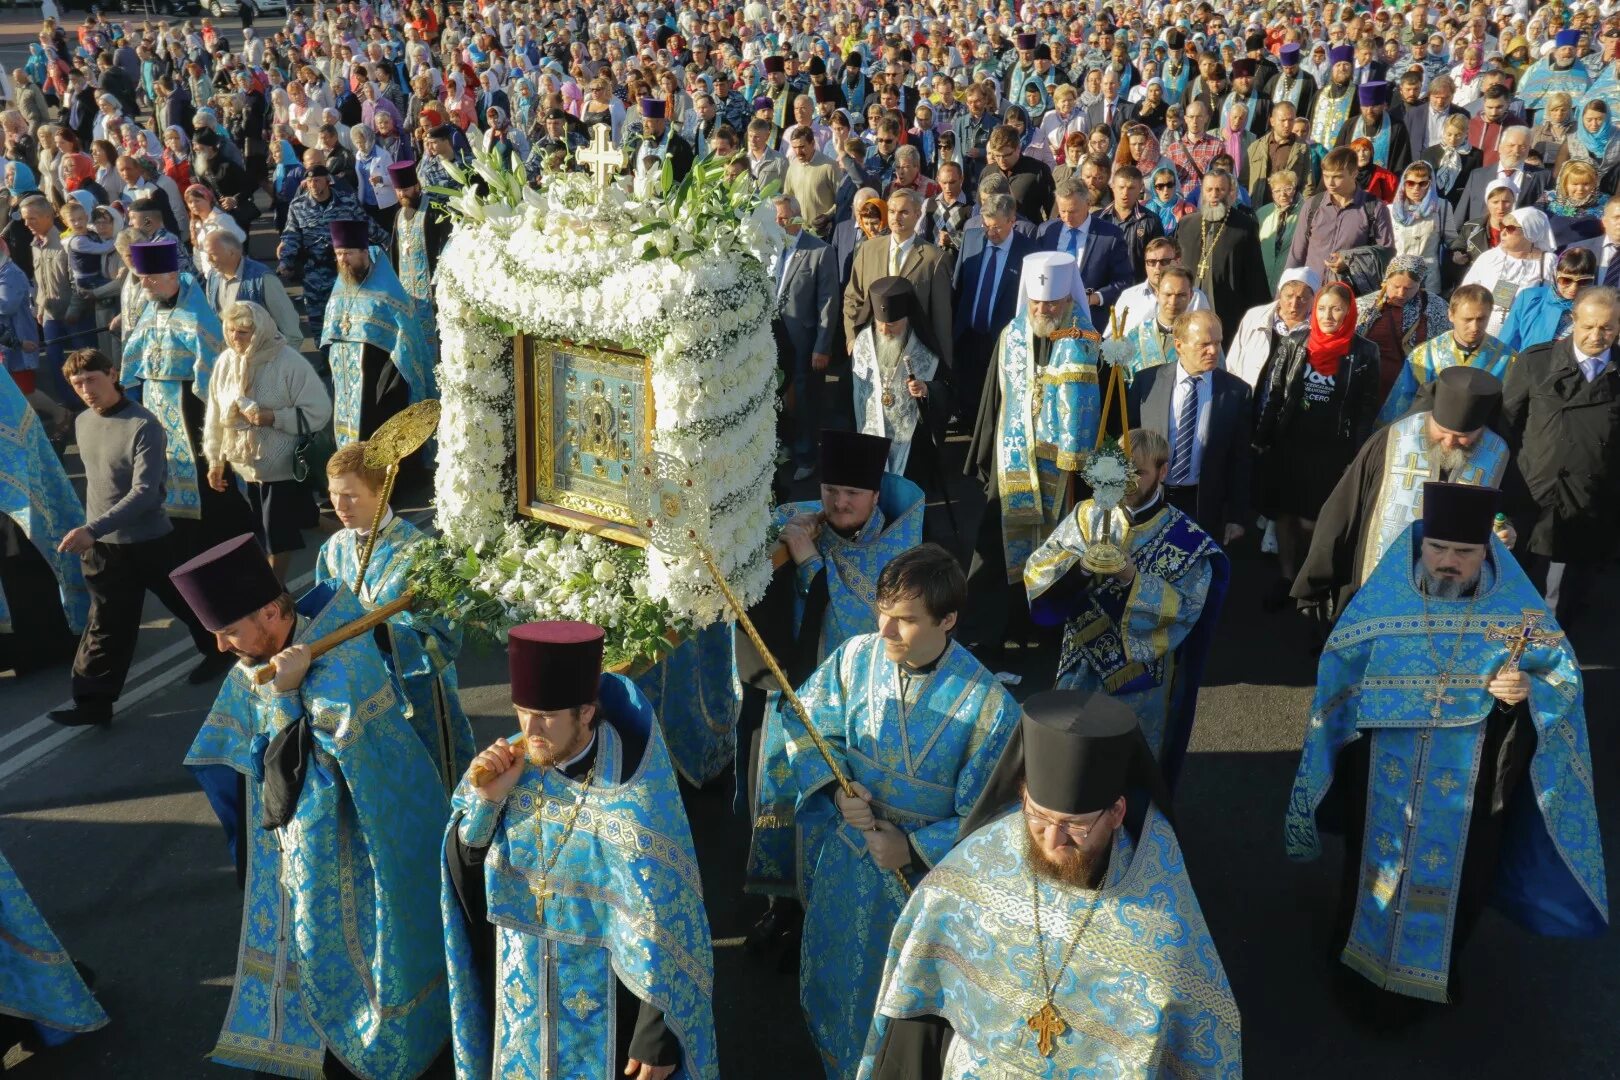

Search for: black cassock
xmin=0 ymin=515 xmax=75 ymax=674
xmin=1174 ymin=207 xmax=1270 ymax=346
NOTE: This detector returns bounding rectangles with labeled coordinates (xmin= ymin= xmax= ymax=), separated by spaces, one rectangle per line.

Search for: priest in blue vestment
xmin=384 ymin=161 xmax=442 ymax=332
xmin=322 ymin=221 xmax=436 ymax=448
xmin=175 ymin=534 xmax=451 ymax=1078
xmin=0 ymin=845 xmax=107 ymax=1058
xmin=316 ymin=441 xmax=476 ymax=791
xmin=792 ymin=544 xmax=1018 ymax=1079
xmin=0 ymin=369 xmax=88 ymax=674
xmin=1286 ymin=483 xmax=1607 ymax=1017
xmin=859 ymin=691 xmax=1241 ymax=1079
xmin=121 ymin=239 xmax=253 ymax=548
xmin=443 ymin=622 xmax=718 ymax=1080
xmin=742 ymin=430 xmax=924 ymax=952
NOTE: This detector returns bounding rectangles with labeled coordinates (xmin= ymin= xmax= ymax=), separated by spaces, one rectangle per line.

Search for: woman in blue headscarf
xmin=1143 ymin=163 xmax=1194 ymax=232
xmin=1554 ymin=98 xmax=1620 ymax=191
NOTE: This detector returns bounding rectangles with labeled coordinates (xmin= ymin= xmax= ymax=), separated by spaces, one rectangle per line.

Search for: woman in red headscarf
xmin=1351 ymin=136 xmax=1399 ymax=203
xmin=1253 ymin=281 xmax=1382 ymax=601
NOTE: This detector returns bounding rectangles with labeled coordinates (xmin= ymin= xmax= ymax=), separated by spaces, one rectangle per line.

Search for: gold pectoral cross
xmin=1027 ymin=1001 xmax=1067 ymax=1057
xmin=1485 ymin=608 xmax=1565 ymax=675
xmin=531 ymin=879 xmax=553 ymax=919
xmin=1425 ymin=675 xmax=1457 ymax=719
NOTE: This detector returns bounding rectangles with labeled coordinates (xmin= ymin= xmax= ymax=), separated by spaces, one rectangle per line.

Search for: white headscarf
xmin=1509 ymin=206 xmax=1555 ymax=252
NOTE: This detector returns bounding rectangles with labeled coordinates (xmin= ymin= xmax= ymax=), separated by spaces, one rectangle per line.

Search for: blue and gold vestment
xmin=747 ymin=473 xmax=925 ymax=896
xmin=441 ymin=674 xmax=719 ymax=1079
xmin=320 ymin=246 xmax=436 ymax=447
xmin=1286 ymin=524 xmax=1608 ymax=1001
xmin=0 ymin=373 xmax=88 ymax=634
xmin=791 ymin=635 xmax=1017 ymax=1079
xmin=0 ymin=846 xmax=107 ymax=1048
xmin=858 ymin=807 xmax=1242 ymax=1079
xmin=1377 ymin=331 xmax=1514 ymax=424
xmin=634 ymin=621 xmax=741 ymax=786
xmin=316 ymin=514 xmax=476 ymax=791
xmin=184 ymin=581 xmax=451 ymax=1077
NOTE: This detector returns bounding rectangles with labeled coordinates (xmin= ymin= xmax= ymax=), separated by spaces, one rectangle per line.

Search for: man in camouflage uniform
xmin=275 ymin=164 xmax=384 ymax=351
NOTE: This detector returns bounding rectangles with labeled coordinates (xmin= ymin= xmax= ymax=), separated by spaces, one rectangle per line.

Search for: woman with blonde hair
xmin=1039 ymin=81 xmax=1086 ymax=163
xmin=202 ymin=301 xmax=331 ymax=582
xmin=1542 ymin=158 xmax=1605 ymax=245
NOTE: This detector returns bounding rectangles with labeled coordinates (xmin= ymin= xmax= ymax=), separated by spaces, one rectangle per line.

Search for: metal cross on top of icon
xmin=577 ymin=124 xmax=625 ymax=189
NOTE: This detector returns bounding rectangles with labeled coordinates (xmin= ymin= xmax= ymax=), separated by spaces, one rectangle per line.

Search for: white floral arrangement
xmin=1100 ymin=336 xmax=1137 ymax=372
xmin=431 ymin=146 xmax=783 ymax=631
xmin=1082 ymin=437 xmax=1135 ymax=508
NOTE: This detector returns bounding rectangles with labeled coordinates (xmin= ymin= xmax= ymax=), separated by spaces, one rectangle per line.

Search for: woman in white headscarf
xmin=1460 ymin=204 xmax=1559 ymax=337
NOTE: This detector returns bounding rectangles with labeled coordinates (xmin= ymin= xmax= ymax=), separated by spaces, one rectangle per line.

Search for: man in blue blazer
xmin=951 ymin=193 xmax=1040 ymax=417
xmin=773 ymin=194 xmax=840 ymax=479
xmin=1035 ymin=177 xmax=1136 ymax=330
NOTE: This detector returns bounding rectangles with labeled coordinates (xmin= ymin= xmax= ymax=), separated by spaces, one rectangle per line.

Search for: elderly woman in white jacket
xmin=203 ymin=301 xmax=331 ymax=582
xmin=1225 ymin=267 xmax=1320 ymax=388
xmin=1460 ymin=204 xmax=1559 ymax=338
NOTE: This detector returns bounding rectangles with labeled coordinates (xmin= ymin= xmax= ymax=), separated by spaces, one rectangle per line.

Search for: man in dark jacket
xmin=1502 ymin=287 xmax=1620 ymax=625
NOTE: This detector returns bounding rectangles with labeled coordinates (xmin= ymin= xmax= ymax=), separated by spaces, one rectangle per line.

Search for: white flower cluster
xmin=1100 ymin=337 xmax=1137 ymax=371
xmin=433 ymin=187 xmax=780 ymax=628
xmin=467 ymin=521 xmax=652 ymax=635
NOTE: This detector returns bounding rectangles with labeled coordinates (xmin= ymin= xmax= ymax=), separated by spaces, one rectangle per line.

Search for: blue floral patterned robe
xmin=634 ymin=622 xmax=741 ymax=786
xmin=1024 ymin=499 xmax=1227 ymax=785
xmin=1377 ymin=331 xmax=1514 ymax=423
xmin=0 ymin=846 xmax=107 ymax=1048
xmin=319 ymin=246 xmax=436 ymax=447
xmin=121 ymin=274 xmax=220 ymax=519
xmin=1286 ymin=524 xmax=1608 ymax=1001
xmin=315 ymin=514 xmax=476 ymax=791
xmin=391 ymin=208 xmax=435 ymax=334
xmin=857 ymin=807 xmax=1242 ymax=1079
xmin=183 ymin=582 xmax=451 ymax=1077
xmin=441 ymin=674 xmax=719 ymax=1079
xmin=1518 ymin=58 xmax=1592 ymax=117
xmin=792 ymin=635 xmax=1017 ymax=1080
xmin=0 ymin=373 xmax=88 ymax=634
xmin=1122 ymin=319 xmax=1176 ymax=384
xmin=747 ymin=473 xmax=926 ymax=896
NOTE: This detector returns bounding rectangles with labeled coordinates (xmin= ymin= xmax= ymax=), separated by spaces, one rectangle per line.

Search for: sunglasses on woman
xmin=1155 ymin=180 xmax=1175 ymax=190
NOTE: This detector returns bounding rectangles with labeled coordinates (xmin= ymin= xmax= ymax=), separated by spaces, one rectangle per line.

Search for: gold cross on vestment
xmin=1485 ymin=609 xmax=1564 ymax=674
xmin=530 ymin=879 xmax=554 ymax=918
xmin=1425 ymin=674 xmax=1458 ymax=719
xmin=1027 ymin=1001 xmax=1067 ymax=1057
xmin=1391 ymin=451 xmax=1431 ymax=492
xmin=577 ymin=123 xmax=626 ymax=188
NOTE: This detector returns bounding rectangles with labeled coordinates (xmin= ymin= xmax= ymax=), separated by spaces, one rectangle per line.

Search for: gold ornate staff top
xmin=354 ymin=399 xmax=442 ymax=592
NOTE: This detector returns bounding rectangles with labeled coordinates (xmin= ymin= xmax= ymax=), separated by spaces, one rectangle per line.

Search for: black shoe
xmin=187 ymin=651 xmax=236 ymax=685
xmin=48 ymin=704 xmax=112 ymax=727
xmin=743 ymin=902 xmax=803 ymax=967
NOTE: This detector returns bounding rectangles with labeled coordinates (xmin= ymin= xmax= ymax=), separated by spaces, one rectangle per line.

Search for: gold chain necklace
xmin=1195 ymin=213 xmax=1228 ymax=285
xmin=1025 ymin=870 xmax=1100 ymax=1058
xmin=1418 ymin=574 xmax=1481 ymax=720
xmin=529 ymin=760 xmax=596 ymax=919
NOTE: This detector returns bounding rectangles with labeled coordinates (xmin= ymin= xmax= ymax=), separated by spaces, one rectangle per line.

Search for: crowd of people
xmin=0 ymin=0 xmax=1616 ymax=1077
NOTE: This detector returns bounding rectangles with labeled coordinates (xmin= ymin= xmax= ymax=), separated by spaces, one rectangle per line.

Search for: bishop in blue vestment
xmin=791 ymin=546 xmax=1018 ymax=1079
xmin=1024 ymin=429 xmax=1226 ymax=786
xmin=1286 ymin=484 xmax=1607 ymax=1010
xmin=317 ymin=442 xmax=476 ymax=791
xmin=860 ymin=691 xmax=1241 ymax=1079
xmin=175 ymin=534 xmax=451 ymax=1078
xmin=322 ymin=223 xmax=436 ymax=448
xmin=0 ymin=846 xmax=107 ymax=1056
xmin=443 ymin=622 xmax=718 ymax=1080
xmin=745 ymin=431 xmax=924 ymax=903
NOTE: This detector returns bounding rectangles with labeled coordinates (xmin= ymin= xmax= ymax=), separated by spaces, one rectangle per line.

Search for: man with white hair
xmin=1454 ymin=124 xmax=1548 ymax=221
xmin=1227 ymin=266 xmax=1319 ymax=386
xmin=964 ymin=250 xmax=1102 ymax=665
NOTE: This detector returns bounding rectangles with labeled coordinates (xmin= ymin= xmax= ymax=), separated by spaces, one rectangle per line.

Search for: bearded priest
xmin=859 ymin=690 xmax=1241 ymax=1079
xmin=1286 ymin=483 xmax=1607 ymax=1021
xmin=964 ymin=250 xmax=1103 ymax=664
xmin=443 ymin=622 xmax=718 ymax=1080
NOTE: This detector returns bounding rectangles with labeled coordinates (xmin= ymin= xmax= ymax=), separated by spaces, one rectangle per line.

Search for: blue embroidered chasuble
xmin=1122 ymin=320 xmax=1177 ymax=384
xmin=1355 ymin=411 xmax=1510 ymax=585
xmin=1286 ymin=525 xmax=1608 ymax=1001
xmin=392 ymin=209 xmax=436 ymax=334
xmin=634 ymin=621 xmax=741 ymax=786
xmin=747 ymin=473 xmax=925 ymax=896
xmin=319 ymin=246 xmax=436 ymax=447
xmin=791 ymin=635 xmax=1017 ymax=1080
xmin=1024 ymin=501 xmax=1226 ymax=786
xmin=0 ymin=846 xmax=107 ymax=1047
xmin=1520 ymin=59 xmax=1593 ymax=115
xmin=441 ymin=674 xmax=719 ymax=1080
xmin=315 ymin=515 xmax=476 ymax=791
xmin=856 ymin=808 xmax=1242 ymax=1079
xmin=0 ymin=374 xmax=88 ymax=633
xmin=1378 ymin=332 xmax=1514 ymax=424
xmin=1310 ymin=84 xmax=1355 ymax=146
xmin=121 ymin=274 xmax=220 ymax=520
xmin=995 ymin=310 xmax=1101 ymax=582
xmin=183 ymin=582 xmax=451 ymax=1078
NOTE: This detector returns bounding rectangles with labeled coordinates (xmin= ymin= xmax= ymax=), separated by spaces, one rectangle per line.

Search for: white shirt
xmin=1168 ymin=361 xmax=1213 ymax=485
xmin=1601 ymin=239 xmax=1620 ymax=278
xmin=1495 ymin=163 xmax=1524 ymax=193
xmin=1574 ymin=344 xmax=1611 ymax=382
xmin=1115 ymin=280 xmax=1212 ymax=335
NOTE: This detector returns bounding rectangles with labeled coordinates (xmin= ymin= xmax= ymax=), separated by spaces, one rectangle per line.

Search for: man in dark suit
xmin=1035 ymin=178 xmax=1134 ymax=330
xmin=773 ymin=193 xmax=840 ymax=480
xmin=952 ymin=193 xmax=1036 ymax=416
xmin=64 ymin=68 xmax=97 ymax=148
xmin=1401 ymin=73 xmax=1468 ymax=169
xmin=1502 ymin=287 xmax=1620 ymax=624
xmin=1454 ymin=124 xmax=1547 ymax=222
xmin=1083 ymin=68 xmax=1136 ymax=136
xmin=1127 ymin=309 xmax=1252 ymax=545
xmin=843 ymin=187 xmax=953 ymax=375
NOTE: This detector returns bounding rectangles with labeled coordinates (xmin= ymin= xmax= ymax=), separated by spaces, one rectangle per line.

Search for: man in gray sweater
xmin=49 ymin=349 xmax=231 ymax=728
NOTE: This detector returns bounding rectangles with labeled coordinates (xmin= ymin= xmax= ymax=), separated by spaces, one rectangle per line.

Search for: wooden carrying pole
xmin=252 ymin=594 xmax=414 ymax=685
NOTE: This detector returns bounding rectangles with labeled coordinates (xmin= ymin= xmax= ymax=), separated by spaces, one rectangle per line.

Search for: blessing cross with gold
xmin=576 ymin=123 xmax=626 ymax=189
xmin=1485 ymin=609 xmax=1565 ymax=674
xmin=1027 ymin=1001 xmax=1068 ymax=1057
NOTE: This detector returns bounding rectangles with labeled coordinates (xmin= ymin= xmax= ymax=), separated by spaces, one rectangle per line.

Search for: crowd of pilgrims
xmin=0 ymin=0 xmax=1616 ymax=1077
